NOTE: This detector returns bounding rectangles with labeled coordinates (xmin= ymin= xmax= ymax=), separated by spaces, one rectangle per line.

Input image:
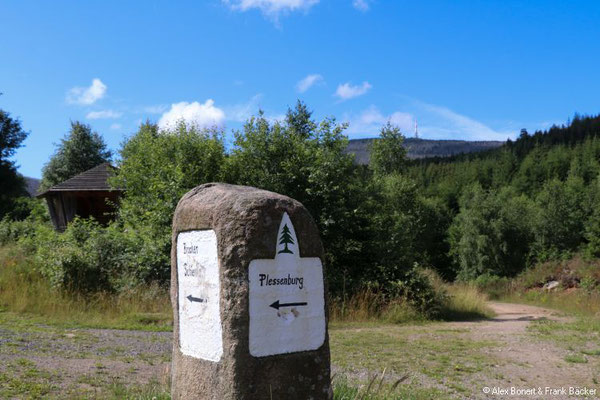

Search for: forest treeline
xmin=2 ymin=104 xmax=600 ymax=314
xmin=407 ymin=114 xmax=600 ymax=280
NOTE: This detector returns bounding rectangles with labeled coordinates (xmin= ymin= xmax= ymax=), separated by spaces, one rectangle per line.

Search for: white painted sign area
xmin=249 ymin=213 xmax=326 ymax=357
xmin=177 ymin=230 xmax=223 ymax=362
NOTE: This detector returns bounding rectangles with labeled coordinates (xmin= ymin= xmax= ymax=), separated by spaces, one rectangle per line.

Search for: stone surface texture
xmin=171 ymin=183 xmax=331 ymax=400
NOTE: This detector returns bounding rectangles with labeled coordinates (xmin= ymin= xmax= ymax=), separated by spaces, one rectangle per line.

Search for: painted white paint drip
xmin=177 ymin=230 xmax=223 ymax=362
xmin=249 ymin=212 xmax=326 ymax=357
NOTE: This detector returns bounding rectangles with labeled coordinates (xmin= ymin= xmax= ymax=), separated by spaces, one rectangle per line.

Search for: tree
xmin=370 ymin=122 xmax=407 ymax=175
xmin=449 ymin=185 xmax=535 ymax=279
xmin=531 ymin=176 xmax=588 ymax=259
xmin=278 ymin=224 xmax=294 ymax=254
xmin=223 ymin=101 xmax=376 ymax=295
xmin=111 ymin=121 xmax=225 ymax=283
xmin=0 ymin=107 xmax=29 ymax=218
xmin=41 ymin=121 xmax=111 ymax=189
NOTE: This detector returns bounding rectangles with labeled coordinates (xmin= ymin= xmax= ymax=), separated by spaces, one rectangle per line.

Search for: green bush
xmin=223 ymin=102 xmax=377 ymax=296
xmin=472 ymin=274 xmax=511 ymax=299
xmin=389 ymin=266 xmax=447 ymax=319
xmin=110 ymin=121 xmax=225 ymax=285
xmin=531 ymin=177 xmax=588 ymax=259
xmin=449 ymin=185 xmax=535 ymax=279
xmin=0 ymin=218 xmax=37 ymax=245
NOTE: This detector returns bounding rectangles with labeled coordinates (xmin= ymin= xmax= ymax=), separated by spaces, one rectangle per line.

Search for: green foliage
xmin=7 ymin=104 xmax=600 ymax=318
xmin=41 ymin=121 xmax=111 ymax=190
xmin=370 ymin=122 xmax=407 ymax=176
xmin=224 ymin=101 xmax=375 ymax=295
xmin=0 ymin=107 xmax=29 ymax=219
xmin=370 ymin=174 xmax=451 ymax=283
xmin=111 ymin=121 xmax=225 ymax=284
xmin=390 ymin=266 xmax=447 ymax=318
xmin=531 ymin=177 xmax=588 ymax=259
xmin=449 ymin=185 xmax=535 ymax=279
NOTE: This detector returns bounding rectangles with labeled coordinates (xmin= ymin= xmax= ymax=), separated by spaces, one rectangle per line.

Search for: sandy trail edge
xmin=446 ymin=302 xmax=598 ymax=399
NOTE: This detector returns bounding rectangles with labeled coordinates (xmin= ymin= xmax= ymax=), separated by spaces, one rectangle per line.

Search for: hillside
xmin=24 ymin=177 xmax=40 ymax=197
xmin=346 ymin=137 xmax=504 ymax=164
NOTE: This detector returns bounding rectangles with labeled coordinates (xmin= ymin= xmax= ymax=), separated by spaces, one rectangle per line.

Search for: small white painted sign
xmin=177 ymin=230 xmax=223 ymax=362
xmin=249 ymin=212 xmax=326 ymax=357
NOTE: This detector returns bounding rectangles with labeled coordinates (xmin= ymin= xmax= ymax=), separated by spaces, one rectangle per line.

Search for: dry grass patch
xmin=0 ymin=245 xmax=171 ymax=331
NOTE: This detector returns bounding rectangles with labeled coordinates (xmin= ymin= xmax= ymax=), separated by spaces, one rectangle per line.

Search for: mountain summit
xmin=346 ymin=138 xmax=504 ymax=164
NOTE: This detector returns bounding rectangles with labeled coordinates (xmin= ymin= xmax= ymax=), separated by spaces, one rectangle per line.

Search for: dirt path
xmin=444 ymin=302 xmax=598 ymax=399
xmin=1 ymin=303 xmax=598 ymax=398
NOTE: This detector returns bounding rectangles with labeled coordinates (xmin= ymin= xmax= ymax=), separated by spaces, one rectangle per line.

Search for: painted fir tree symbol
xmin=278 ymin=223 xmax=294 ymax=254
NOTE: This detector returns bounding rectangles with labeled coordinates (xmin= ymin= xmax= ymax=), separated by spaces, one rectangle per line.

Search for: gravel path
xmin=1 ymin=303 xmax=598 ymax=399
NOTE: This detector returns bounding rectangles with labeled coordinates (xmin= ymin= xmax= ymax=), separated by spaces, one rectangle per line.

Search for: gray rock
xmin=544 ymin=280 xmax=560 ymax=290
xmin=170 ymin=183 xmax=332 ymax=399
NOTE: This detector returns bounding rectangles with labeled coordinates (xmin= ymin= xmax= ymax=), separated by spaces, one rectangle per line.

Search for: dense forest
xmin=2 ymin=104 xmax=600 ymax=315
xmin=407 ymin=114 xmax=600 ymax=280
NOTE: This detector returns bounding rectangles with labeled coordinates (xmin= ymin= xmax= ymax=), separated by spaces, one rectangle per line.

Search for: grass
xmin=329 ymin=290 xmax=426 ymax=324
xmin=503 ymin=289 xmax=600 ymax=318
xmin=2 ymin=243 xmax=494 ymax=330
xmin=329 ymin=321 xmax=498 ymax=398
xmin=330 ymin=272 xmax=494 ymax=324
xmin=0 ymin=244 xmax=499 ymax=398
xmin=0 ymin=244 xmax=172 ymax=331
xmin=483 ymin=254 xmax=600 ymax=318
xmin=332 ymin=373 xmax=444 ymax=400
xmin=564 ymin=354 xmax=588 ymax=364
xmin=440 ymin=283 xmax=494 ymax=321
xmin=527 ymin=317 xmax=600 ymax=377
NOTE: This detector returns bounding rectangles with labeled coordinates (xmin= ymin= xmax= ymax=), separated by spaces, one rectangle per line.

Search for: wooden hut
xmin=37 ymin=163 xmax=123 ymax=231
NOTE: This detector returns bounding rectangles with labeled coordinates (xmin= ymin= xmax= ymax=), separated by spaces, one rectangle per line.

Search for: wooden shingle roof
xmin=37 ymin=163 xmax=122 ymax=197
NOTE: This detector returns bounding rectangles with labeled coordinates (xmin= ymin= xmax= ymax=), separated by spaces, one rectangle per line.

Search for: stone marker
xmin=171 ymin=183 xmax=331 ymax=399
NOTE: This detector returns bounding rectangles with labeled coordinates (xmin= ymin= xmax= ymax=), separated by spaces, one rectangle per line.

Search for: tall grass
xmin=504 ymin=290 xmax=600 ymax=318
xmin=480 ymin=255 xmax=600 ymax=318
xmin=0 ymin=245 xmax=172 ymax=330
xmin=330 ymin=270 xmax=493 ymax=324
xmin=2 ymin=243 xmax=493 ymax=329
xmin=440 ymin=283 xmax=494 ymax=321
xmin=332 ymin=370 xmax=410 ymax=400
xmin=329 ymin=290 xmax=425 ymax=324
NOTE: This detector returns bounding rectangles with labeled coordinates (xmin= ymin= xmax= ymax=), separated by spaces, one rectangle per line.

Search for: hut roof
xmin=37 ymin=163 xmax=122 ymax=197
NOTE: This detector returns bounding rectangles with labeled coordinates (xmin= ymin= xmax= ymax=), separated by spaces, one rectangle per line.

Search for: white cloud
xmin=344 ymin=105 xmax=414 ymax=136
xmin=352 ymin=0 xmax=370 ymax=11
xmin=86 ymin=110 xmax=122 ymax=119
xmin=334 ymin=81 xmax=372 ymax=101
xmin=224 ymin=94 xmax=264 ymax=122
xmin=223 ymin=94 xmax=286 ymax=125
xmin=158 ymin=100 xmax=226 ymax=130
xmin=343 ymin=100 xmax=515 ymax=141
xmin=417 ymin=101 xmax=512 ymax=141
xmin=110 ymin=123 xmax=122 ymax=130
xmin=142 ymin=105 xmax=169 ymax=114
xmin=267 ymin=114 xmax=287 ymax=124
xmin=223 ymin=0 xmax=319 ymax=21
xmin=296 ymin=74 xmax=324 ymax=93
xmin=66 ymin=78 xmax=107 ymax=105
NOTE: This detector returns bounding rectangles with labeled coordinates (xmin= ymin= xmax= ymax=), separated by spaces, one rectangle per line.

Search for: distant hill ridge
xmin=24 ymin=177 xmax=40 ymax=197
xmin=346 ymin=137 xmax=505 ymax=164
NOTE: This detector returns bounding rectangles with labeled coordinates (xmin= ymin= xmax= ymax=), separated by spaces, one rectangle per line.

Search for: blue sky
xmin=2 ymin=0 xmax=599 ymax=178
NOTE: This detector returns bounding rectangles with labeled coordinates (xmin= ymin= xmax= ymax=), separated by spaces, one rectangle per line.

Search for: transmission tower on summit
xmin=414 ymin=119 xmax=419 ymax=139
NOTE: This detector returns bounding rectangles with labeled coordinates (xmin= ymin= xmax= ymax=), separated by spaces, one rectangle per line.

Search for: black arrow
xmin=187 ymin=295 xmax=204 ymax=303
xmin=269 ymin=300 xmax=307 ymax=310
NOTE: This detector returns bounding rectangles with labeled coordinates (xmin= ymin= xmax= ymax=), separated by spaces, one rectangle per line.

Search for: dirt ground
xmin=445 ymin=302 xmax=598 ymax=399
xmin=1 ymin=302 xmax=598 ymax=399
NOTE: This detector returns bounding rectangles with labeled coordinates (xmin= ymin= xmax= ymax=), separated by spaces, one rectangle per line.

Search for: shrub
xmin=449 ymin=185 xmax=535 ymax=279
xmin=531 ymin=177 xmax=588 ymax=259
xmin=223 ymin=102 xmax=375 ymax=296
xmin=389 ymin=266 xmax=447 ymax=318
xmin=111 ymin=121 xmax=225 ymax=285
